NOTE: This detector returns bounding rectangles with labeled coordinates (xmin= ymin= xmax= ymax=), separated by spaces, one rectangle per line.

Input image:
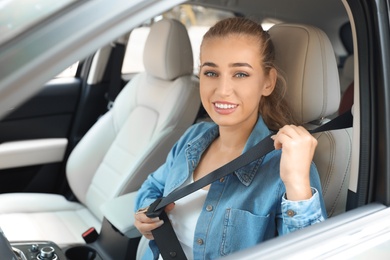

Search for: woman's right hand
xmin=272 ymin=125 xmax=317 ymax=200
xmin=134 ymin=203 xmax=175 ymax=240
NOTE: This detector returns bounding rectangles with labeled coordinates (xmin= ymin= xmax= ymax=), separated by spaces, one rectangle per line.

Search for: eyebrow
xmin=230 ymin=62 xmax=253 ymax=69
xmin=201 ymin=62 xmax=253 ymax=69
xmin=201 ymin=62 xmax=217 ymax=68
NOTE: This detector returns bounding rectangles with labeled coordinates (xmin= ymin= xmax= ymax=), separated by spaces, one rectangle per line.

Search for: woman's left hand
xmin=272 ymin=125 xmax=318 ymax=201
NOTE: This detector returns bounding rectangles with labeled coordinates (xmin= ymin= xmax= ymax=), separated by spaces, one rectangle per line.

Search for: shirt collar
xmin=236 ymin=117 xmax=272 ymax=186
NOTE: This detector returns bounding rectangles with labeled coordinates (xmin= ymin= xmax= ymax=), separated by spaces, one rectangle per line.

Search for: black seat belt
xmin=146 ymin=109 xmax=353 ymax=260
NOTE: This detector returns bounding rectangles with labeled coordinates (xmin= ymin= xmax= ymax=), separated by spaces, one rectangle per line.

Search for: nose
xmin=215 ymin=75 xmax=233 ymax=96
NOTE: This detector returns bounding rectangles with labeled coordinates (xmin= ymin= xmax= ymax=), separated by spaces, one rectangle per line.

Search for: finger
xmin=165 ymin=202 xmax=175 ymax=212
xmin=288 ymin=126 xmax=318 ymax=148
xmin=274 ymin=125 xmax=315 ymax=147
xmin=134 ymin=212 xmax=161 ymax=223
xmin=138 ymin=227 xmax=155 ymax=240
xmin=136 ymin=218 xmax=164 ymax=230
xmin=144 ymin=232 xmax=155 ymax=240
xmin=272 ymin=127 xmax=293 ymax=149
xmin=271 ymin=134 xmax=281 ymax=150
xmin=278 ymin=125 xmax=302 ymax=138
xmin=272 ymin=131 xmax=293 ymax=150
xmin=134 ymin=212 xmax=164 ymax=234
xmin=135 ymin=219 xmax=164 ymax=234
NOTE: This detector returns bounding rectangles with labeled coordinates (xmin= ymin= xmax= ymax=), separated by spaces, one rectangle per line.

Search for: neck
xmin=217 ymin=122 xmax=255 ymax=152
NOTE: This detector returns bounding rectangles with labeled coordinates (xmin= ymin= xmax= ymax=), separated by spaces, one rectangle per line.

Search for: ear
xmin=262 ymin=68 xmax=277 ymax=96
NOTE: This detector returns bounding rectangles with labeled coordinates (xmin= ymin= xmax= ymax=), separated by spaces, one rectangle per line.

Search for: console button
xmin=31 ymin=243 xmax=39 ymax=252
xmin=38 ymin=246 xmax=57 ymax=259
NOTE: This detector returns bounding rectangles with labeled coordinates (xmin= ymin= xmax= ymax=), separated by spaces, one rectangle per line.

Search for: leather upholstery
xmin=144 ymin=19 xmax=194 ymax=80
xmin=269 ymin=24 xmax=352 ymax=217
xmin=0 ymin=18 xmax=200 ymax=245
xmin=269 ymin=24 xmax=341 ymax=124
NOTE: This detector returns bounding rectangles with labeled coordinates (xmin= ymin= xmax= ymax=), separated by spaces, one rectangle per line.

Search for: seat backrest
xmin=66 ymin=19 xmax=200 ymax=220
xmin=269 ymin=24 xmax=352 ymax=217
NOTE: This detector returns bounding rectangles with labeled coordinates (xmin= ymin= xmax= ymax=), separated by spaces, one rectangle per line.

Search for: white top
xmin=158 ymin=176 xmax=208 ymax=260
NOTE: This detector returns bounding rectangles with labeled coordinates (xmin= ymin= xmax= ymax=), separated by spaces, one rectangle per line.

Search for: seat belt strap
xmin=146 ymin=109 xmax=353 ymax=259
xmin=147 ymin=199 xmax=188 ymax=260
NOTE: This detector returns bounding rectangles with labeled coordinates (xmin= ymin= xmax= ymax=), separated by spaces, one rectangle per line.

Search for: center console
xmin=2 ymin=193 xmax=142 ymax=260
xmin=9 ymin=241 xmax=66 ymax=260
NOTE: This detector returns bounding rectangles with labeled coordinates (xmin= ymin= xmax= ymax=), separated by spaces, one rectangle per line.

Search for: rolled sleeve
xmin=136 ymin=197 xmax=156 ymax=212
xmin=281 ymin=188 xmax=325 ymax=232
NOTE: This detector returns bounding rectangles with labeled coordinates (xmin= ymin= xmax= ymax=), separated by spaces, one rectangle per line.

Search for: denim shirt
xmin=135 ymin=117 xmax=327 ymax=259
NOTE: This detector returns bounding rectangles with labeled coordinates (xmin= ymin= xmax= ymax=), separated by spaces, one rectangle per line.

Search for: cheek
xmin=199 ymin=80 xmax=213 ymax=106
xmin=244 ymin=78 xmax=264 ymax=96
xmin=244 ymin=94 xmax=262 ymax=111
xmin=241 ymin=81 xmax=263 ymax=109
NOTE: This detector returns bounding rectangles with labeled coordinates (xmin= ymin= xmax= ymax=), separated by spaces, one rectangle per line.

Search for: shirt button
xmin=197 ymin=238 xmax=204 ymax=245
xmin=206 ymin=205 xmax=213 ymax=211
xmin=220 ymin=177 xmax=225 ymax=182
xmin=287 ymin=209 xmax=296 ymax=217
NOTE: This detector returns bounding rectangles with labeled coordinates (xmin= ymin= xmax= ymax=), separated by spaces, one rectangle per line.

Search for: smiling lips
xmin=213 ymin=102 xmax=238 ymax=114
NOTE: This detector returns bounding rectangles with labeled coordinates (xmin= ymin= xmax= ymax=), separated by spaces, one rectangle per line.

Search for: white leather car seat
xmin=0 ymin=18 xmax=200 ymax=245
xmin=269 ymin=23 xmax=352 ymax=217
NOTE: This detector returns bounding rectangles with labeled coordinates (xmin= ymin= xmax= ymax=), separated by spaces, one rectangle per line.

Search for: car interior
xmin=0 ymin=16 xmax=201 ymax=245
xmin=0 ymin=0 xmax=378 ymax=259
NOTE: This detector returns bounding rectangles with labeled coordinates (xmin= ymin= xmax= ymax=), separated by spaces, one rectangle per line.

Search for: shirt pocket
xmin=221 ymin=208 xmax=270 ymax=256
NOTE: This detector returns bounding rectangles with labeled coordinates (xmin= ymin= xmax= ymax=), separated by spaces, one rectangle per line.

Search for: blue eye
xmin=235 ymin=72 xmax=249 ymax=78
xmin=204 ymin=71 xmax=218 ymax=77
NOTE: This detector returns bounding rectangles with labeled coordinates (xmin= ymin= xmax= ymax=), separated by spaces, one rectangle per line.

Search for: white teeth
xmin=215 ymin=103 xmax=237 ymax=109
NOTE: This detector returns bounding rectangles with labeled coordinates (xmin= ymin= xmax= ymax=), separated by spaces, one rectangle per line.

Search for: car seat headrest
xmin=143 ymin=19 xmax=194 ymax=80
xmin=269 ymin=23 xmax=340 ymax=123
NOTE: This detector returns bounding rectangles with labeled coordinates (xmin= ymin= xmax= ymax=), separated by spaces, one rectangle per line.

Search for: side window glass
xmin=121 ymin=5 xmax=235 ymax=75
xmin=56 ymin=61 xmax=79 ymax=78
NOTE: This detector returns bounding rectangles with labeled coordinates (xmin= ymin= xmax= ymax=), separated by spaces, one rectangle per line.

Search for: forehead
xmin=200 ymin=35 xmax=262 ymax=64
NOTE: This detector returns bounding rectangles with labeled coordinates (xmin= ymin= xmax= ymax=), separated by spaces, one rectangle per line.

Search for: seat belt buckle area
xmin=82 ymin=227 xmax=99 ymax=243
xmin=146 ymin=197 xmax=165 ymax=218
xmin=145 ymin=198 xmax=187 ymax=259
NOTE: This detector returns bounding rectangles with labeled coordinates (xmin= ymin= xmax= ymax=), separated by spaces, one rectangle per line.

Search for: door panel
xmin=0 ymin=77 xmax=81 ymax=194
xmin=0 ymin=116 xmax=73 ymax=142
xmin=0 ymin=78 xmax=80 ymax=141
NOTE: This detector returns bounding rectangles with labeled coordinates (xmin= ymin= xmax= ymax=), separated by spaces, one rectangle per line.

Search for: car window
xmin=0 ymin=0 xmax=75 ymax=45
xmin=55 ymin=62 xmax=79 ymax=78
xmin=121 ymin=5 xmax=235 ymax=75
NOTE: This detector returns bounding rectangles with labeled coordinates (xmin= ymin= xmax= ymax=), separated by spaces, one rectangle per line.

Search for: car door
xmin=0 ymin=56 xmax=113 ymax=195
xmin=0 ymin=45 xmax=122 ymax=197
xmin=0 ymin=0 xmax=184 ymax=197
xmin=0 ymin=75 xmax=80 ymax=194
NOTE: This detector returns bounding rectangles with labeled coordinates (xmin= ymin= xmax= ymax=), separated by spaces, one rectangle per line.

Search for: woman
xmin=134 ymin=17 xmax=326 ymax=259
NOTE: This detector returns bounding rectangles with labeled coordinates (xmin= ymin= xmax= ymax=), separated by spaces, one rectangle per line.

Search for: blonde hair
xmin=201 ymin=17 xmax=296 ymax=130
